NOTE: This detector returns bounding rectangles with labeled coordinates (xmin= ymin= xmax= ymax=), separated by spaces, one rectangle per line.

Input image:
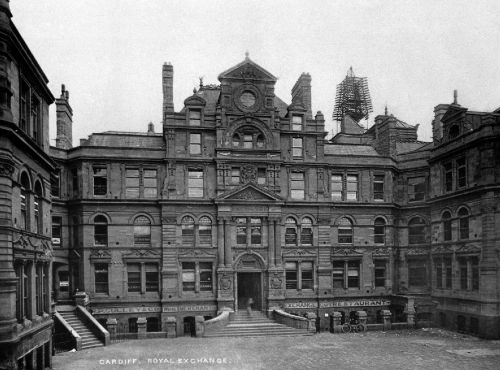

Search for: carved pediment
xmin=123 ymin=249 xmax=160 ymax=260
xmin=217 ymin=183 xmax=282 ymax=202
xmin=282 ymin=248 xmax=316 ymax=258
xmin=218 ymin=57 xmax=277 ymax=82
xmin=13 ymin=236 xmax=30 ymax=249
xmin=332 ymin=247 xmax=364 ymax=256
xmin=432 ymin=245 xmax=453 ymax=254
xmin=406 ymin=247 xmax=429 ymax=256
xmin=372 ymin=247 xmax=390 ymax=256
xmin=90 ymin=249 xmax=111 ymax=260
xmin=178 ymin=249 xmax=216 ymax=258
xmin=455 ymin=244 xmax=481 ymax=254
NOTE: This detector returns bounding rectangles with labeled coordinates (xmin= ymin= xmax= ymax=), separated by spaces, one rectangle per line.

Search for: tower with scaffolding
xmin=333 ymin=67 xmax=373 ymax=134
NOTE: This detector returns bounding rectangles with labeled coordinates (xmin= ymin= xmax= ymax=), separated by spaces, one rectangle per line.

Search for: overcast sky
xmin=11 ymin=0 xmax=500 ymax=145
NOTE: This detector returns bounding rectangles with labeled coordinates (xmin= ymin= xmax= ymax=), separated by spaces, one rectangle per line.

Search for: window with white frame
xmin=93 ymin=215 xmax=108 ymax=246
xmin=134 ymin=216 xmax=151 ymax=245
xmin=332 ymin=260 xmax=360 ymax=289
xmin=373 ymin=174 xmax=384 ymax=201
xmin=189 ymin=109 xmax=201 ymax=126
xmin=189 ymin=133 xmax=201 ymax=155
xmin=291 ymin=115 xmax=303 ymax=131
xmin=285 ymin=261 xmax=313 ymax=290
xmin=188 ymin=169 xmax=204 ymax=197
xmin=93 ymin=166 xmax=107 ymax=196
xmin=338 ymin=217 xmax=353 ymax=244
xmin=374 ymin=218 xmax=386 ymax=244
xmin=290 ymin=172 xmax=305 ymax=199
xmin=292 ymin=137 xmax=303 ymax=158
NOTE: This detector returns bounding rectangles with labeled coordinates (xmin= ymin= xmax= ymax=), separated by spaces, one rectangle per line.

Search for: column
xmin=224 ymin=219 xmax=232 ymax=266
xmin=217 ymin=220 xmax=224 ymax=267
xmin=274 ymin=220 xmax=282 ymax=266
xmin=137 ymin=317 xmax=147 ymax=339
xmin=268 ymin=218 xmax=275 ymax=267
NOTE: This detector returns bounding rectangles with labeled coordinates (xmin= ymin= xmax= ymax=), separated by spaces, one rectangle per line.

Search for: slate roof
xmin=83 ymin=132 xmax=164 ymax=148
xmin=396 ymin=141 xmax=430 ymax=154
xmin=324 ymin=144 xmax=380 ymax=156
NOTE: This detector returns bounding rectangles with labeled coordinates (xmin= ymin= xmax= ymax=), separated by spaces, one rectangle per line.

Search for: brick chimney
xmin=291 ymin=73 xmax=312 ymax=119
xmin=432 ymin=104 xmax=450 ymax=144
xmin=55 ymin=84 xmax=73 ymax=149
xmin=162 ymin=63 xmax=174 ymax=121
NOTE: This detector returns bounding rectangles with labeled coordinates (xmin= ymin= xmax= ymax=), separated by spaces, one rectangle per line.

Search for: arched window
xmin=34 ymin=181 xmax=43 ymax=234
xmin=374 ymin=218 xmax=386 ymax=244
xmin=458 ymin=208 xmax=469 ymax=240
xmin=338 ymin=217 xmax=353 ymax=244
xmin=408 ymin=217 xmax=426 ymax=245
xmin=285 ymin=218 xmax=297 ymax=245
xmin=301 ymin=217 xmax=313 ymax=245
xmin=134 ymin=216 xmax=151 ymax=245
xmin=181 ymin=216 xmax=195 ymax=245
xmin=250 ymin=218 xmax=262 ymax=244
xmin=94 ymin=215 xmax=108 ymax=246
xmin=20 ymin=172 xmax=30 ymax=231
xmin=199 ymin=216 xmax=212 ymax=244
xmin=442 ymin=211 xmax=452 ymax=241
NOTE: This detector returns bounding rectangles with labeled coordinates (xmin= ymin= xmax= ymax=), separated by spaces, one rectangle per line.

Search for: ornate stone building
xmin=0 ymin=1 xmax=55 ymax=368
xmin=49 ymin=54 xmax=500 ymax=339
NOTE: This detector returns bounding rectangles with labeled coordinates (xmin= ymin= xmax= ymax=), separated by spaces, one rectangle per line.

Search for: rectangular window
xmin=236 ymin=218 xmax=247 ymax=245
xmin=347 ymin=261 xmax=360 ymax=288
xmin=51 ymin=171 xmax=60 ymax=198
xmin=332 ymin=261 xmax=344 ymax=289
xmin=331 ymin=174 xmax=343 ymax=200
xmin=31 ymin=96 xmax=41 ymax=144
xmin=188 ymin=169 xmax=204 ymax=198
xmin=199 ymin=262 xmax=213 ymax=292
xmin=182 ymin=262 xmax=196 ymax=292
xmin=71 ymin=168 xmax=79 ymax=196
xmin=20 ymin=80 xmax=29 ymax=133
xmin=374 ymin=260 xmax=386 ymax=287
xmin=301 ymin=262 xmax=313 ymax=290
xmin=408 ymin=177 xmax=426 ymax=202
xmin=456 ymin=157 xmax=466 ymax=188
xmin=127 ymin=263 xmax=141 ymax=293
xmin=94 ymin=264 xmax=109 ymax=294
xmin=143 ymin=169 xmax=157 ymax=198
xmin=292 ymin=137 xmax=303 ymax=158
xmin=257 ymin=168 xmax=266 ymax=185
xmin=52 ymin=216 xmax=62 ymax=246
xmin=231 ymin=168 xmax=240 ymax=184
xmin=189 ymin=110 xmax=201 ymax=126
xmin=125 ymin=169 xmax=140 ymax=198
xmin=93 ymin=166 xmax=107 ymax=196
xmin=373 ymin=174 xmax=384 ymax=201
xmin=20 ymin=189 xmax=27 ymax=230
xmin=346 ymin=175 xmax=358 ymax=201
xmin=444 ymin=163 xmax=453 ymax=192
xmin=250 ymin=218 xmax=261 ymax=245
xmin=408 ymin=258 xmax=427 ymax=288
xmin=290 ymin=172 xmax=305 ymax=199
xmin=459 ymin=256 xmax=479 ymax=291
xmin=285 ymin=262 xmax=298 ymax=290
xmin=243 ymin=134 xmax=253 ymax=149
xmin=291 ymin=115 xmax=303 ymax=131
xmin=145 ymin=263 xmax=159 ymax=292
xmin=189 ymin=133 xmax=201 ymax=155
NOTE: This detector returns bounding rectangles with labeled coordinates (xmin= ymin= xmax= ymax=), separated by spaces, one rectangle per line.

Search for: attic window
xmin=449 ymin=125 xmax=459 ymax=139
xmin=189 ymin=109 xmax=201 ymax=126
xmin=232 ymin=126 xmax=265 ymax=149
xmin=292 ymin=115 xmax=303 ymax=131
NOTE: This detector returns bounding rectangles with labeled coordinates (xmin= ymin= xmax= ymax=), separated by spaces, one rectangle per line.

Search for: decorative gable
xmin=218 ymin=56 xmax=277 ymax=82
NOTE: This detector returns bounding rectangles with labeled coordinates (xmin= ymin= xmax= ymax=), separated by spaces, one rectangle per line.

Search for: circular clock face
xmin=240 ymin=91 xmax=256 ymax=108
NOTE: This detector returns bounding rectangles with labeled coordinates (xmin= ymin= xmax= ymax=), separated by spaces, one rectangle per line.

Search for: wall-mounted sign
xmin=319 ymin=299 xmax=391 ymax=308
xmin=93 ymin=307 xmax=161 ymax=314
xmin=284 ymin=302 xmax=318 ymax=309
xmin=162 ymin=305 xmax=217 ymax=313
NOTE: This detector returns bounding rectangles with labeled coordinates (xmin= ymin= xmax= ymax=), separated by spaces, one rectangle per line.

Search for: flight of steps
xmin=204 ymin=310 xmax=312 ymax=338
xmin=57 ymin=308 xmax=104 ymax=350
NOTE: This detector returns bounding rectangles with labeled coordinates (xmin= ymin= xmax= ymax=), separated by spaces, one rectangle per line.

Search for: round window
xmin=240 ymin=91 xmax=256 ymax=108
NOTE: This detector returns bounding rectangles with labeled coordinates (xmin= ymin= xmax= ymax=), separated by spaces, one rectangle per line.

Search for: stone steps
xmin=204 ymin=311 xmax=311 ymax=338
xmin=57 ymin=308 xmax=104 ymax=350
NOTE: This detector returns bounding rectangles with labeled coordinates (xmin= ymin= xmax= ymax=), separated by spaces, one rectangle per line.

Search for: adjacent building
xmin=50 ymin=55 xmax=500 ymax=338
xmin=0 ymin=1 xmax=55 ymax=368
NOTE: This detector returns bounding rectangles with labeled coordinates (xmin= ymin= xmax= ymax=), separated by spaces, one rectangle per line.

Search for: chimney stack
xmin=291 ymin=73 xmax=312 ymax=119
xmin=162 ymin=63 xmax=174 ymax=121
xmin=147 ymin=122 xmax=154 ymax=134
xmin=55 ymin=84 xmax=73 ymax=149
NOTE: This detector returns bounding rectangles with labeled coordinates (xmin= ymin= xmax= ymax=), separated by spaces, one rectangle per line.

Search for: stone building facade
xmin=0 ymin=1 xmax=55 ymax=368
xmin=49 ymin=55 xmax=500 ymax=339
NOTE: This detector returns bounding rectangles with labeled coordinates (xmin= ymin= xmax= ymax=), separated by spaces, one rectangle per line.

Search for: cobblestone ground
xmin=53 ymin=329 xmax=500 ymax=370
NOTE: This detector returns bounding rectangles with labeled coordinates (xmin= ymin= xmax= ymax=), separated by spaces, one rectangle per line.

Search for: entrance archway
xmin=234 ymin=252 xmax=265 ymax=311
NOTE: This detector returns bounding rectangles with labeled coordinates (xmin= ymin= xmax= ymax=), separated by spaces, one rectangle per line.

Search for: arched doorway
xmin=235 ymin=253 xmax=264 ymax=311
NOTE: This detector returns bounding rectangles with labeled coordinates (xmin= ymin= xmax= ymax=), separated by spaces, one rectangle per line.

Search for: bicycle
xmin=341 ymin=320 xmax=366 ymax=333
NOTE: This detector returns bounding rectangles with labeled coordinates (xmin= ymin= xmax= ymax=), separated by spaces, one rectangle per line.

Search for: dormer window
xmin=292 ymin=115 xmax=303 ymax=131
xmin=449 ymin=124 xmax=460 ymax=139
xmin=189 ymin=109 xmax=201 ymax=126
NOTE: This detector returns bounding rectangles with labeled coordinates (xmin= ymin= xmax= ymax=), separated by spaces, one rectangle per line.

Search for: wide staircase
xmin=204 ymin=310 xmax=311 ymax=338
xmin=58 ymin=307 xmax=104 ymax=350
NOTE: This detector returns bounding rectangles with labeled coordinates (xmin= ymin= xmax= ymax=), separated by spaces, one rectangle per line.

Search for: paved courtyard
xmin=53 ymin=329 xmax=500 ymax=370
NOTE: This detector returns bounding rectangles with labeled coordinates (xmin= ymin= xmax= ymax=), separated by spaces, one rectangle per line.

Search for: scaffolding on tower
xmin=333 ymin=67 xmax=373 ymax=123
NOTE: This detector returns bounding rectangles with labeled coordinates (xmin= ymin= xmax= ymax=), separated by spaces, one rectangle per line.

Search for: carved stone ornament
xmin=372 ymin=247 xmax=390 ymax=256
xmin=406 ymin=247 xmax=429 ymax=256
xmin=220 ymin=275 xmax=232 ymax=290
xmin=432 ymin=245 xmax=453 ymax=254
xmin=455 ymin=244 xmax=481 ymax=254
xmin=282 ymin=248 xmax=316 ymax=258
xmin=178 ymin=249 xmax=216 ymax=258
xmin=123 ymin=249 xmax=160 ymax=259
xmin=241 ymin=165 xmax=257 ymax=184
xmin=162 ymin=216 xmax=177 ymax=224
xmin=232 ymin=188 xmax=269 ymax=200
xmin=0 ymin=162 xmax=14 ymax=177
xmin=333 ymin=247 xmax=364 ymax=256
xmin=270 ymin=273 xmax=282 ymax=289
xmin=90 ymin=249 xmax=111 ymax=259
